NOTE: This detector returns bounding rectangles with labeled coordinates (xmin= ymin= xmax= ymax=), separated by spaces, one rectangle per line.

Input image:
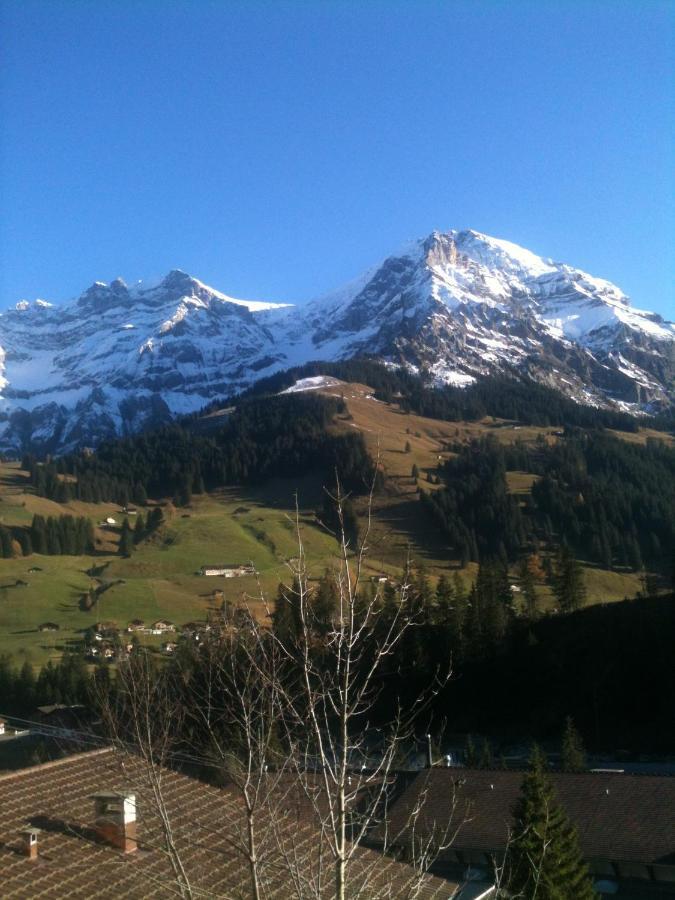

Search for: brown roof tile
xmin=376 ymin=768 xmax=675 ymax=865
xmin=0 ymin=750 xmax=458 ymax=899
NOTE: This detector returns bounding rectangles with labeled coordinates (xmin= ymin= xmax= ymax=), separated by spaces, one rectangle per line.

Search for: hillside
xmin=2 ymin=369 xmax=669 ymax=666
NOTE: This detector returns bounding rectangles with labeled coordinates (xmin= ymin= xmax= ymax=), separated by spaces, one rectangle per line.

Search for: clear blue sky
xmin=1 ymin=0 xmax=673 ymax=317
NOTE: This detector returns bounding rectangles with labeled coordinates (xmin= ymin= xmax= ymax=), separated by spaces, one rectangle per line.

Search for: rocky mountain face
xmin=1 ymin=230 xmax=673 ymax=452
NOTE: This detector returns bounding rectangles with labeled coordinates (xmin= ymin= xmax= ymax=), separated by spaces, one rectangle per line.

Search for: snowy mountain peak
xmin=0 ymin=229 xmax=672 ymax=452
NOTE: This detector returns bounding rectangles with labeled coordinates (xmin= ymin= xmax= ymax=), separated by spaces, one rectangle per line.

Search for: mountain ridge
xmin=1 ymin=229 xmax=672 ymax=452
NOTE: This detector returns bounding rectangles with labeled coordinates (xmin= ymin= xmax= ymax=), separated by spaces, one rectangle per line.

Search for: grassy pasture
xmin=0 ymin=386 xmax=657 ymax=665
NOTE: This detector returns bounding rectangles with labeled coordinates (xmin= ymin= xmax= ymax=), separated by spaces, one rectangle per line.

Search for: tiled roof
xmin=374 ymin=768 xmax=675 ymax=864
xmin=0 ymin=749 xmax=458 ymax=899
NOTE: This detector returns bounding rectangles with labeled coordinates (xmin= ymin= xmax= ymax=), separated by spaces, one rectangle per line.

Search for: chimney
xmin=20 ymin=827 xmax=40 ymax=860
xmin=92 ymin=792 xmax=137 ymax=852
xmin=426 ymin=734 xmax=433 ymax=768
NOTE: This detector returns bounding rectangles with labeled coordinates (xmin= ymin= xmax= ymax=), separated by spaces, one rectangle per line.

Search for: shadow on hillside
xmin=372 ymin=496 xmax=456 ymax=567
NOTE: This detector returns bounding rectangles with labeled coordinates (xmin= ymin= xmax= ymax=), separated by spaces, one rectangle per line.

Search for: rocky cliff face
xmin=1 ymin=230 xmax=672 ymax=452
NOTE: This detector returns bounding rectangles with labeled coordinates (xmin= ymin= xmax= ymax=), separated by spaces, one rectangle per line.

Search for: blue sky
xmin=1 ymin=0 xmax=673 ymax=317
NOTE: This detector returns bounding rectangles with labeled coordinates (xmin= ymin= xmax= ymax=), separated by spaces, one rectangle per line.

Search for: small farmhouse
xmin=199 ymin=564 xmax=257 ymax=578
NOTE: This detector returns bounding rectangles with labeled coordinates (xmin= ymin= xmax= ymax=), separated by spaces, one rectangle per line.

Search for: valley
xmin=0 ymin=378 xmax=654 ymax=666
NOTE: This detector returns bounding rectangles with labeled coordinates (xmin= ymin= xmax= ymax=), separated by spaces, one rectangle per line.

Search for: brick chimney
xmin=20 ymin=827 xmax=40 ymax=860
xmin=92 ymin=792 xmax=137 ymax=852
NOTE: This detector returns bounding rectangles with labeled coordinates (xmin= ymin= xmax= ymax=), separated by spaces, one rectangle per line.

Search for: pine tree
xmin=16 ymin=660 xmax=36 ymax=712
xmin=313 ymin=570 xmax=338 ymax=634
xmin=561 ymin=717 xmax=587 ymax=773
xmin=147 ymin=506 xmax=164 ymax=532
xmin=465 ymin=733 xmax=479 ymax=768
xmin=272 ymin=579 xmax=301 ymax=645
xmin=507 ymin=746 xmax=596 ymax=899
xmin=435 ymin=574 xmax=453 ymax=621
xmin=133 ymin=513 xmax=146 ymax=545
xmin=552 ymin=545 xmax=587 ymax=613
xmin=519 ymin=555 xmax=540 ymax=618
xmin=479 ymin=737 xmax=493 ymax=769
xmin=119 ymin=519 xmax=133 ymax=557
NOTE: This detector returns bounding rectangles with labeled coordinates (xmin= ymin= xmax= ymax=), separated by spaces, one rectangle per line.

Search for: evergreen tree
xmin=465 ymin=733 xmax=479 ymax=768
xmin=313 ymin=570 xmax=338 ymax=634
xmin=561 ymin=716 xmax=587 ymax=773
xmin=435 ymin=574 xmax=453 ymax=621
xmin=147 ymin=506 xmax=164 ymax=532
xmin=552 ymin=546 xmax=587 ymax=613
xmin=479 ymin=737 xmax=493 ymax=769
xmin=507 ymin=745 xmax=596 ymax=899
xmin=133 ymin=513 xmax=146 ymax=545
xmin=519 ymin=555 xmax=540 ymax=619
xmin=119 ymin=519 xmax=133 ymax=557
xmin=15 ymin=660 xmax=36 ymax=711
xmin=272 ymin=579 xmax=301 ymax=645
xmin=411 ymin=463 xmax=419 ymax=479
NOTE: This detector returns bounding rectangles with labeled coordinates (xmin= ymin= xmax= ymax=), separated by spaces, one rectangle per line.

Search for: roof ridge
xmin=0 ymin=746 xmax=113 ymax=784
xmin=428 ymin=766 xmax=675 ymax=779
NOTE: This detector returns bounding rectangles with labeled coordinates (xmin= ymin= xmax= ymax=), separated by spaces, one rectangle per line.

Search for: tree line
xmin=0 ymin=514 xmax=95 ymax=558
xmin=24 ymin=393 xmax=377 ymax=507
xmin=199 ymin=357 xmax=657 ymax=432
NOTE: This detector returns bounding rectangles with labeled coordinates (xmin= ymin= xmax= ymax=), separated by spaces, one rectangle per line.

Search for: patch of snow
xmin=281 ymin=376 xmax=343 ymax=394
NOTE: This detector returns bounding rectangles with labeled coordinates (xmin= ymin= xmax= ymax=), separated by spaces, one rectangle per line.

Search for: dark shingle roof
xmin=376 ymin=768 xmax=675 ymax=865
xmin=0 ymin=749 xmax=458 ymax=899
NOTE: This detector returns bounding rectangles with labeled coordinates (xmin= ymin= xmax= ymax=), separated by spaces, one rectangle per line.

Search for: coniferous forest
xmin=23 ymin=393 xmax=377 ymax=508
xmin=422 ymin=431 xmax=675 ymax=572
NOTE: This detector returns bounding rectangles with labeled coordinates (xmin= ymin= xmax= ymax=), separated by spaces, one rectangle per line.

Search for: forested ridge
xmin=423 ymin=431 xmax=675 ymax=572
xmin=198 ymin=358 xmax=672 ymax=432
xmin=18 ymin=363 xmax=675 ymax=571
xmin=24 ymin=393 xmax=377 ymax=507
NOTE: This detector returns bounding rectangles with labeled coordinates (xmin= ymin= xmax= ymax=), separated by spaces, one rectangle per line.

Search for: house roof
xmin=0 ymin=749 xmax=458 ymax=899
xmin=375 ymin=768 xmax=675 ymax=865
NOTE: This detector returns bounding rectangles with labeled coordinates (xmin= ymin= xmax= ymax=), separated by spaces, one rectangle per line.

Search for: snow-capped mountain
xmin=1 ymin=230 xmax=672 ymax=452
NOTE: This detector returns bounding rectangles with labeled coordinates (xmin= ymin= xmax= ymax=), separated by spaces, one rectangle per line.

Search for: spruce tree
xmin=119 ymin=519 xmax=133 ymax=557
xmin=507 ymin=746 xmax=596 ymax=899
xmin=561 ymin=717 xmax=587 ymax=773
xmin=271 ymin=579 xmax=301 ymax=645
xmin=133 ymin=513 xmax=146 ymax=545
xmin=465 ymin=733 xmax=479 ymax=768
xmin=313 ymin=570 xmax=338 ymax=634
xmin=552 ymin=545 xmax=587 ymax=613
xmin=479 ymin=737 xmax=493 ymax=769
xmin=519 ymin=555 xmax=540 ymax=618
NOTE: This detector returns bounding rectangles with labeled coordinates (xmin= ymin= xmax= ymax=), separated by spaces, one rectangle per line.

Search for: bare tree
xmin=97 ymin=651 xmax=195 ymax=898
xmin=262 ymin=475 xmax=452 ymax=899
xmin=179 ymin=609 xmax=298 ymax=900
xmin=95 ymin=473 xmax=457 ymax=899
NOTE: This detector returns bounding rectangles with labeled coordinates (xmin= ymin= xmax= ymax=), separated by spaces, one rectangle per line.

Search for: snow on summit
xmin=0 ymin=234 xmax=672 ymax=452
